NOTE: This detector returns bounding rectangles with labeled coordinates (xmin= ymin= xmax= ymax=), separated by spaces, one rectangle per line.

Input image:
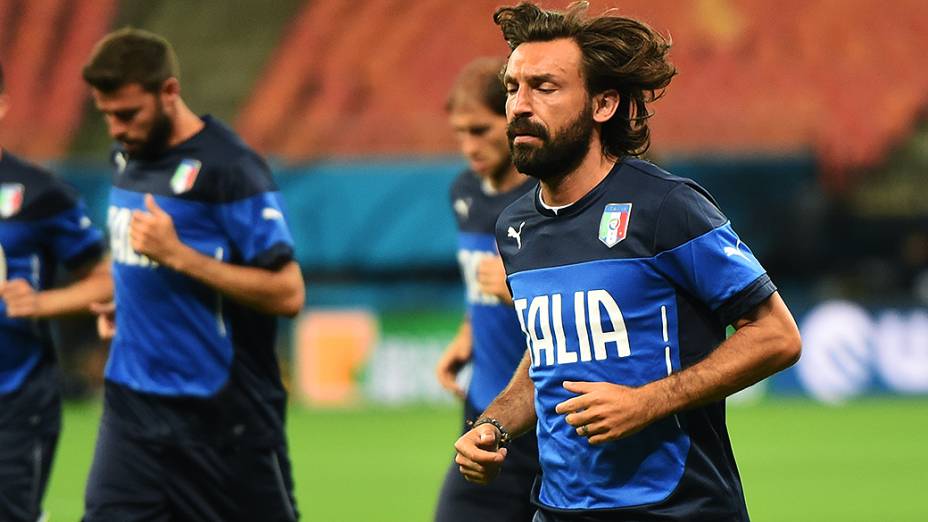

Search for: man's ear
xmin=0 ymin=94 xmax=9 ymax=123
xmin=592 ymin=90 xmax=620 ymax=123
xmin=159 ymin=77 xmax=181 ymax=106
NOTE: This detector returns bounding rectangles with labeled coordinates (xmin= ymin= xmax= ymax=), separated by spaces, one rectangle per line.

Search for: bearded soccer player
xmin=433 ymin=57 xmax=538 ymax=522
xmin=0 ymin=62 xmax=111 ymax=522
xmin=454 ymin=3 xmax=802 ymax=521
xmin=80 ymin=29 xmax=303 ymax=521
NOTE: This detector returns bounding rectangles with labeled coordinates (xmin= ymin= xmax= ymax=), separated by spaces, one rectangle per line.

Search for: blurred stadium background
xmin=2 ymin=0 xmax=927 ymax=520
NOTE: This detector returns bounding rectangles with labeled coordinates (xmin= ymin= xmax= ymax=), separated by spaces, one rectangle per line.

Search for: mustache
xmin=507 ymin=117 xmax=549 ymax=142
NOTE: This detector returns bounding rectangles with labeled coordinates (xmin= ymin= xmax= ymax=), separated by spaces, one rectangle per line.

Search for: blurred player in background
xmin=80 ymin=28 xmax=304 ymax=521
xmin=454 ymin=3 xmax=802 ymax=521
xmin=433 ymin=57 xmax=538 ymax=522
xmin=0 ymin=62 xmax=111 ymax=522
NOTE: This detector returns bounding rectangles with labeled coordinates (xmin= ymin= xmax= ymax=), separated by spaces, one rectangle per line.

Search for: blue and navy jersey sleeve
xmin=41 ymin=184 xmax=104 ymax=271
xmin=214 ymin=153 xmax=294 ymax=270
xmin=652 ymin=183 xmax=776 ymax=325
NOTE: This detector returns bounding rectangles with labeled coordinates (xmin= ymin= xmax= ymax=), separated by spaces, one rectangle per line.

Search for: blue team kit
xmin=103 ymin=116 xmax=295 ymax=445
xmin=451 ymin=172 xmax=536 ymax=412
xmin=0 ymin=152 xmax=103 ymax=396
xmin=497 ymin=158 xmax=775 ymax=519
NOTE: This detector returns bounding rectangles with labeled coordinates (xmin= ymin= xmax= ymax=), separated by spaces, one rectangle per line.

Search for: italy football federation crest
xmin=598 ymin=203 xmax=632 ymax=248
xmin=170 ymin=159 xmax=202 ymax=194
xmin=0 ymin=183 xmax=25 ymax=218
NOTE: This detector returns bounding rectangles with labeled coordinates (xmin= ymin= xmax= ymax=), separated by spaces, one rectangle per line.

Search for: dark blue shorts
xmin=0 ymin=429 xmax=58 ymax=522
xmin=83 ymin=418 xmax=298 ymax=522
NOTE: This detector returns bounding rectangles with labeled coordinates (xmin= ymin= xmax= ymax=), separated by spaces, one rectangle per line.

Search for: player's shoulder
xmin=179 ymin=117 xmax=277 ymax=203
xmin=0 ymin=151 xmax=79 ymax=221
xmin=450 ymin=169 xmax=479 ymax=198
xmin=618 ymin=159 xmax=729 ymax=252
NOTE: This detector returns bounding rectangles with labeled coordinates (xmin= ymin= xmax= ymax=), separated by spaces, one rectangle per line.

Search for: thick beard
xmin=129 ymin=102 xmax=173 ymax=161
xmin=508 ymin=101 xmax=594 ymax=184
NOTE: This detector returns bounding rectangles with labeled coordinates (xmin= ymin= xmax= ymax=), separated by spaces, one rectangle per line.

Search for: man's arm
xmin=1 ymin=258 xmax=113 ymax=318
xmin=454 ymin=351 xmax=536 ymax=484
xmin=476 ymin=255 xmax=513 ymax=305
xmin=130 ymin=194 xmax=304 ymax=317
xmin=435 ymin=318 xmax=473 ymax=399
xmin=556 ymin=292 xmax=801 ymax=444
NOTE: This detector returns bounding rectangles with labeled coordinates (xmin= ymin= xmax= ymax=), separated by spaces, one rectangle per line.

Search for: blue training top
xmin=450 ymin=171 xmax=535 ymax=412
xmin=496 ymin=158 xmax=774 ymax=520
xmin=0 ymin=150 xmax=103 ymax=433
xmin=0 ymin=151 xmax=104 ymax=394
xmin=104 ymin=116 xmax=295 ymax=447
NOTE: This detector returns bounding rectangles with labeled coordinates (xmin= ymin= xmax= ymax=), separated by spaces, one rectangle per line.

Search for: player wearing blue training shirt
xmin=454 ymin=4 xmax=802 ymax=521
xmin=433 ymin=57 xmax=538 ymax=522
xmin=0 ymin=62 xmax=111 ymax=522
xmin=80 ymin=29 xmax=304 ymax=521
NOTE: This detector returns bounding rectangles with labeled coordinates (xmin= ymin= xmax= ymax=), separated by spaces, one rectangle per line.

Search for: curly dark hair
xmin=494 ymin=1 xmax=676 ymax=158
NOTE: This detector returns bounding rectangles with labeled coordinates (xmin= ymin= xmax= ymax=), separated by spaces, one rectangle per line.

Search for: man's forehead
xmin=449 ymin=100 xmax=503 ymax=125
xmin=92 ymin=83 xmax=150 ymax=106
xmin=506 ymin=39 xmax=583 ymax=81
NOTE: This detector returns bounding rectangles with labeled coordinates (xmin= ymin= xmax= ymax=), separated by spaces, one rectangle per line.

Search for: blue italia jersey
xmin=496 ymin=159 xmax=775 ymax=519
xmin=105 ymin=116 xmax=295 ymax=446
xmin=451 ymin=171 xmax=535 ymax=412
xmin=0 ymin=151 xmax=104 ymax=396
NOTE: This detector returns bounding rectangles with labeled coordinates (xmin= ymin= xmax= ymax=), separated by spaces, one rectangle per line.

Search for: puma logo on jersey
xmin=508 ymin=221 xmax=526 ymax=249
xmin=453 ymin=198 xmax=471 ymax=220
xmin=724 ymin=240 xmax=749 ymax=261
xmin=262 ymin=207 xmax=283 ymax=221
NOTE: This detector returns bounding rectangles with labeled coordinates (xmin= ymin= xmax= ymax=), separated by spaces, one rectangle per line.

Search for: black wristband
xmin=470 ymin=417 xmax=512 ymax=448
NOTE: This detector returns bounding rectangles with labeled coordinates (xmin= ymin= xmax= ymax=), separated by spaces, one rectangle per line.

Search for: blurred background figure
xmin=80 ymin=28 xmax=301 ymax=521
xmin=433 ymin=56 xmax=537 ymax=522
xmin=0 ymin=61 xmax=110 ymax=522
xmin=0 ymin=1 xmax=926 ymax=520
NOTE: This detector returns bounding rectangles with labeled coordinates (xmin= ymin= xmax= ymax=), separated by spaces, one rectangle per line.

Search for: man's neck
xmin=487 ymin=164 xmax=528 ymax=194
xmin=539 ymin=145 xmax=616 ymax=207
xmin=167 ymin=100 xmax=205 ymax=149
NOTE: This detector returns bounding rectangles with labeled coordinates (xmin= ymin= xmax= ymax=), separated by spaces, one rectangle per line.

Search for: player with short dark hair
xmin=454 ymin=4 xmax=802 ymax=521
xmin=0 ymin=61 xmax=112 ymax=522
xmin=81 ymin=28 xmax=304 ymax=521
xmin=433 ymin=57 xmax=538 ymax=522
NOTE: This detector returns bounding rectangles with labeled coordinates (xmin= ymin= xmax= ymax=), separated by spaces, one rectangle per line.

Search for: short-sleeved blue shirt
xmin=0 ymin=150 xmax=104 ymax=431
xmin=496 ymin=158 xmax=775 ymax=520
xmin=104 ymin=117 xmax=296 ymax=447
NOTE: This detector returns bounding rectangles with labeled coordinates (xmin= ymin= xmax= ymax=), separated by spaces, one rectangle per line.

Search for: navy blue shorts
xmin=433 ymin=403 xmax=539 ymax=522
xmin=0 ymin=429 xmax=58 ymax=522
xmin=83 ymin=419 xmax=298 ymax=522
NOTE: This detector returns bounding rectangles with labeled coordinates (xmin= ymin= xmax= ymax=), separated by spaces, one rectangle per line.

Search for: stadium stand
xmin=0 ymin=0 xmax=117 ymax=158
xmin=238 ymin=0 xmax=928 ymax=187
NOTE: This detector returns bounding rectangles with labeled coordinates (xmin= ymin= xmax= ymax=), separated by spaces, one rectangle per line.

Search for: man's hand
xmin=454 ymin=423 xmax=508 ymax=485
xmin=555 ymin=381 xmax=658 ymax=445
xmin=130 ymin=194 xmax=187 ymax=268
xmin=436 ymin=332 xmax=472 ymax=400
xmin=90 ymin=301 xmax=116 ymax=340
xmin=476 ymin=256 xmax=512 ymax=304
xmin=0 ymin=279 xmax=42 ymax=317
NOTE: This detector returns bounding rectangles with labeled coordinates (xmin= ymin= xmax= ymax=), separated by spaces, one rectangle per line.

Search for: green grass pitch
xmin=44 ymin=399 xmax=928 ymax=521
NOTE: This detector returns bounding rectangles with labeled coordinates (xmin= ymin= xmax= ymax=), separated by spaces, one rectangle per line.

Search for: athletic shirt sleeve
xmin=652 ymin=183 xmax=776 ymax=325
xmin=214 ymin=153 xmax=295 ymax=270
xmin=39 ymin=183 xmax=104 ymax=270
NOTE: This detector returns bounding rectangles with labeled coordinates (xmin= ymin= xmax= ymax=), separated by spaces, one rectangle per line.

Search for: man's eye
xmin=113 ymin=111 xmax=137 ymax=122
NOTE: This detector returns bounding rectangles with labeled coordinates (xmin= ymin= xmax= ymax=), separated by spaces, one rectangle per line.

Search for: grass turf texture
xmin=46 ymin=399 xmax=927 ymax=521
